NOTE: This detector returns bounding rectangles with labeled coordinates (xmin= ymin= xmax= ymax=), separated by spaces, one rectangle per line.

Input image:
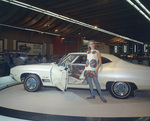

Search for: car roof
xmin=68 ymin=52 xmax=121 ymax=61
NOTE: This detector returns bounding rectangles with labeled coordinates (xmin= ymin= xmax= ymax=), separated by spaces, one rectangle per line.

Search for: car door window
xmin=70 ymin=55 xmax=86 ymax=79
xmin=101 ymin=56 xmax=111 ymax=64
xmin=61 ymin=55 xmax=77 ymax=66
xmin=73 ymin=55 xmax=86 ymax=64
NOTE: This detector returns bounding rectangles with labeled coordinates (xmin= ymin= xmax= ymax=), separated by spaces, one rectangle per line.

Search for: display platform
xmin=0 ymin=76 xmax=20 ymax=89
xmin=0 ymin=84 xmax=150 ymax=118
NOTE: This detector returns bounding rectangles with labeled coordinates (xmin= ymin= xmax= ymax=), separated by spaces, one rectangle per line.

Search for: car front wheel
xmin=24 ymin=74 xmax=41 ymax=92
xmin=109 ymin=82 xmax=132 ymax=99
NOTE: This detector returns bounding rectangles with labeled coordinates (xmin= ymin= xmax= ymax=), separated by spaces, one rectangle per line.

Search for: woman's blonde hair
xmin=88 ymin=40 xmax=96 ymax=51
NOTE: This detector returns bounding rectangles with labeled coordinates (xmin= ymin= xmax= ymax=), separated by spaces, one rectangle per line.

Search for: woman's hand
xmin=95 ymin=69 xmax=98 ymax=76
xmin=95 ymin=51 xmax=102 ymax=76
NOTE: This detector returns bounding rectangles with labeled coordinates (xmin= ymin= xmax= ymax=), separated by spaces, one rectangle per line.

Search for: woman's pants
xmin=86 ymin=76 xmax=106 ymax=101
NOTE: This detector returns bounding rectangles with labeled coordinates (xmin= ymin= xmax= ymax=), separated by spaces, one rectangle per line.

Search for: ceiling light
xmin=94 ymin=26 xmax=98 ymax=29
xmin=44 ymin=24 xmax=49 ymax=27
xmin=135 ymin=0 xmax=150 ymax=15
xmin=1 ymin=0 xmax=144 ymax=44
xmin=126 ymin=0 xmax=150 ymax=21
xmin=61 ymin=37 xmax=65 ymax=40
xmin=55 ymin=29 xmax=58 ymax=32
xmin=0 ymin=23 xmax=60 ymax=36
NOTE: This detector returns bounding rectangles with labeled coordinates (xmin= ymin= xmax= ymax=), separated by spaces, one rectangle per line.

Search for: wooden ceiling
xmin=0 ymin=0 xmax=150 ymax=45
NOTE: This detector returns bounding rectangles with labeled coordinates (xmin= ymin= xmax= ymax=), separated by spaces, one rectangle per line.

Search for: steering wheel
xmin=65 ymin=61 xmax=72 ymax=75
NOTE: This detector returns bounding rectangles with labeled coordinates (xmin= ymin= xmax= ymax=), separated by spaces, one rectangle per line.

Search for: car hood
xmin=11 ymin=63 xmax=55 ymax=71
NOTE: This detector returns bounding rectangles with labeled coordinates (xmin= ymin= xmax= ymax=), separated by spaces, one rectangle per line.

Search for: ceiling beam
xmin=1 ymin=0 xmax=144 ymax=44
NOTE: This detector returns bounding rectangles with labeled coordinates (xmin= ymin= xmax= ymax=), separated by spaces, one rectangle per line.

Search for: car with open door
xmin=10 ymin=52 xmax=150 ymax=99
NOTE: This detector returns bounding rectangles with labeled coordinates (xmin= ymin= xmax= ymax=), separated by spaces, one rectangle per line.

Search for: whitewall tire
xmin=24 ymin=74 xmax=41 ymax=92
xmin=109 ymin=82 xmax=132 ymax=99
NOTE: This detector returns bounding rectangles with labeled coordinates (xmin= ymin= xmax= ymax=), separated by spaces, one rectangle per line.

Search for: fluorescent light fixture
xmin=1 ymin=0 xmax=144 ymax=44
xmin=0 ymin=23 xmax=60 ymax=36
xmin=135 ymin=0 xmax=150 ymax=15
xmin=94 ymin=26 xmax=98 ymax=29
xmin=55 ymin=29 xmax=58 ymax=32
xmin=61 ymin=37 xmax=65 ymax=40
xmin=126 ymin=0 xmax=150 ymax=21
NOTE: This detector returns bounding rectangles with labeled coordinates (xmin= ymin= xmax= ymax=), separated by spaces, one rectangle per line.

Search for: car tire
xmin=109 ymin=82 xmax=132 ymax=99
xmin=24 ymin=74 xmax=41 ymax=92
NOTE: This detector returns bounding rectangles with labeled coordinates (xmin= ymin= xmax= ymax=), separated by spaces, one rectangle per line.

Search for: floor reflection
xmin=0 ymin=107 xmax=149 ymax=121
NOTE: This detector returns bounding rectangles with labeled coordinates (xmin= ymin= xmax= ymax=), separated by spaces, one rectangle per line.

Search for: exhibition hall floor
xmin=0 ymin=84 xmax=150 ymax=119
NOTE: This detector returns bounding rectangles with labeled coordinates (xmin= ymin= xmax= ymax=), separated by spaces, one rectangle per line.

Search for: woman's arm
xmin=95 ymin=51 xmax=102 ymax=75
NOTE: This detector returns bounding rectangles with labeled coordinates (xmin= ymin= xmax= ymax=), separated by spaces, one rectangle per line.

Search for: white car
xmin=10 ymin=52 xmax=150 ymax=99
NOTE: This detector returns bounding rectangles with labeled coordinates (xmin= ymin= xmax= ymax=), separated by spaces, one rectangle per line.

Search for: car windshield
xmin=59 ymin=55 xmax=77 ymax=67
xmin=58 ymin=55 xmax=67 ymax=66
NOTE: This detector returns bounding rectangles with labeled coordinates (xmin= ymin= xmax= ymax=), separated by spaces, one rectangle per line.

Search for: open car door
xmin=51 ymin=65 xmax=68 ymax=91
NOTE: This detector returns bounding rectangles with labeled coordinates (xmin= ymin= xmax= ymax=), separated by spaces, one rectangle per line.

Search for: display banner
xmin=143 ymin=43 xmax=149 ymax=54
xmin=132 ymin=44 xmax=138 ymax=54
xmin=123 ymin=44 xmax=128 ymax=54
xmin=114 ymin=45 xmax=119 ymax=54
xmin=17 ymin=41 xmax=44 ymax=55
xmin=0 ymin=39 xmax=4 ymax=52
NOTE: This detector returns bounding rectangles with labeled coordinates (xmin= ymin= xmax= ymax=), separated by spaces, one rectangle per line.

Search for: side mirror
xmin=64 ymin=67 xmax=68 ymax=70
xmin=56 ymin=60 xmax=59 ymax=64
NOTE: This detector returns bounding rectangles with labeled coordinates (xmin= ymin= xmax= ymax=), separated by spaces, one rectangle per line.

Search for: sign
xmin=114 ymin=45 xmax=119 ymax=54
xmin=114 ymin=43 xmax=149 ymax=55
xmin=123 ymin=44 xmax=128 ymax=54
xmin=0 ymin=39 xmax=4 ymax=52
xmin=62 ymin=39 xmax=75 ymax=44
xmin=17 ymin=41 xmax=44 ymax=55
xmin=132 ymin=44 xmax=138 ymax=54
xmin=143 ymin=43 xmax=149 ymax=54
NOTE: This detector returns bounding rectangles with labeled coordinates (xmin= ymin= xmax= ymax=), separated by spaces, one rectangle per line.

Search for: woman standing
xmin=84 ymin=40 xmax=107 ymax=103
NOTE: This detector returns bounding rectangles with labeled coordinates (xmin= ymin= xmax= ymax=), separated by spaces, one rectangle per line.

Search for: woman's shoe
xmin=86 ymin=96 xmax=95 ymax=99
xmin=103 ymin=100 xmax=107 ymax=103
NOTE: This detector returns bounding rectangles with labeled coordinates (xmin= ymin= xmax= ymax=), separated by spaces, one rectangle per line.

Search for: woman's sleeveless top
xmin=84 ymin=50 xmax=98 ymax=77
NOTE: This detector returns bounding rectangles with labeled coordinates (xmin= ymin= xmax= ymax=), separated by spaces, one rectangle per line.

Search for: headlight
xmin=10 ymin=74 xmax=14 ymax=78
xmin=10 ymin=74 xmax=16 ymax=81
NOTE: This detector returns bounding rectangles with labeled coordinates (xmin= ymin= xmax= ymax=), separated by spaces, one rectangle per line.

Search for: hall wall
xmin=53 ymin=36 xmax=83 ymax=56
xmin=0 ymin=26 xmax=53 ymax=55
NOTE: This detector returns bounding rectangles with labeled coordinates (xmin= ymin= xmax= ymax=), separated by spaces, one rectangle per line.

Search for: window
xmin=61 ymin=55 xmax=77 ymax=66
xmin=101 ymin=57 xmax=111 ymax=64
xmin=74 ymin=55 xmax=86 ymax=64
xmin=74 ymin=55 xmax=111 ymax=64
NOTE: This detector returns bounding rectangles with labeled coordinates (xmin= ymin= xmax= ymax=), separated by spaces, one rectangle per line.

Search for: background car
xmin=10 ymin=52 xmax=150 ymax=99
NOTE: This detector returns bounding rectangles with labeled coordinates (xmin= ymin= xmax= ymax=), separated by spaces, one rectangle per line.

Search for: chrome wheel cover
xmin=26 ymin=78 xmax=37 ymax=90
xmin=113 ymin=82 xmax=129 ymax=96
